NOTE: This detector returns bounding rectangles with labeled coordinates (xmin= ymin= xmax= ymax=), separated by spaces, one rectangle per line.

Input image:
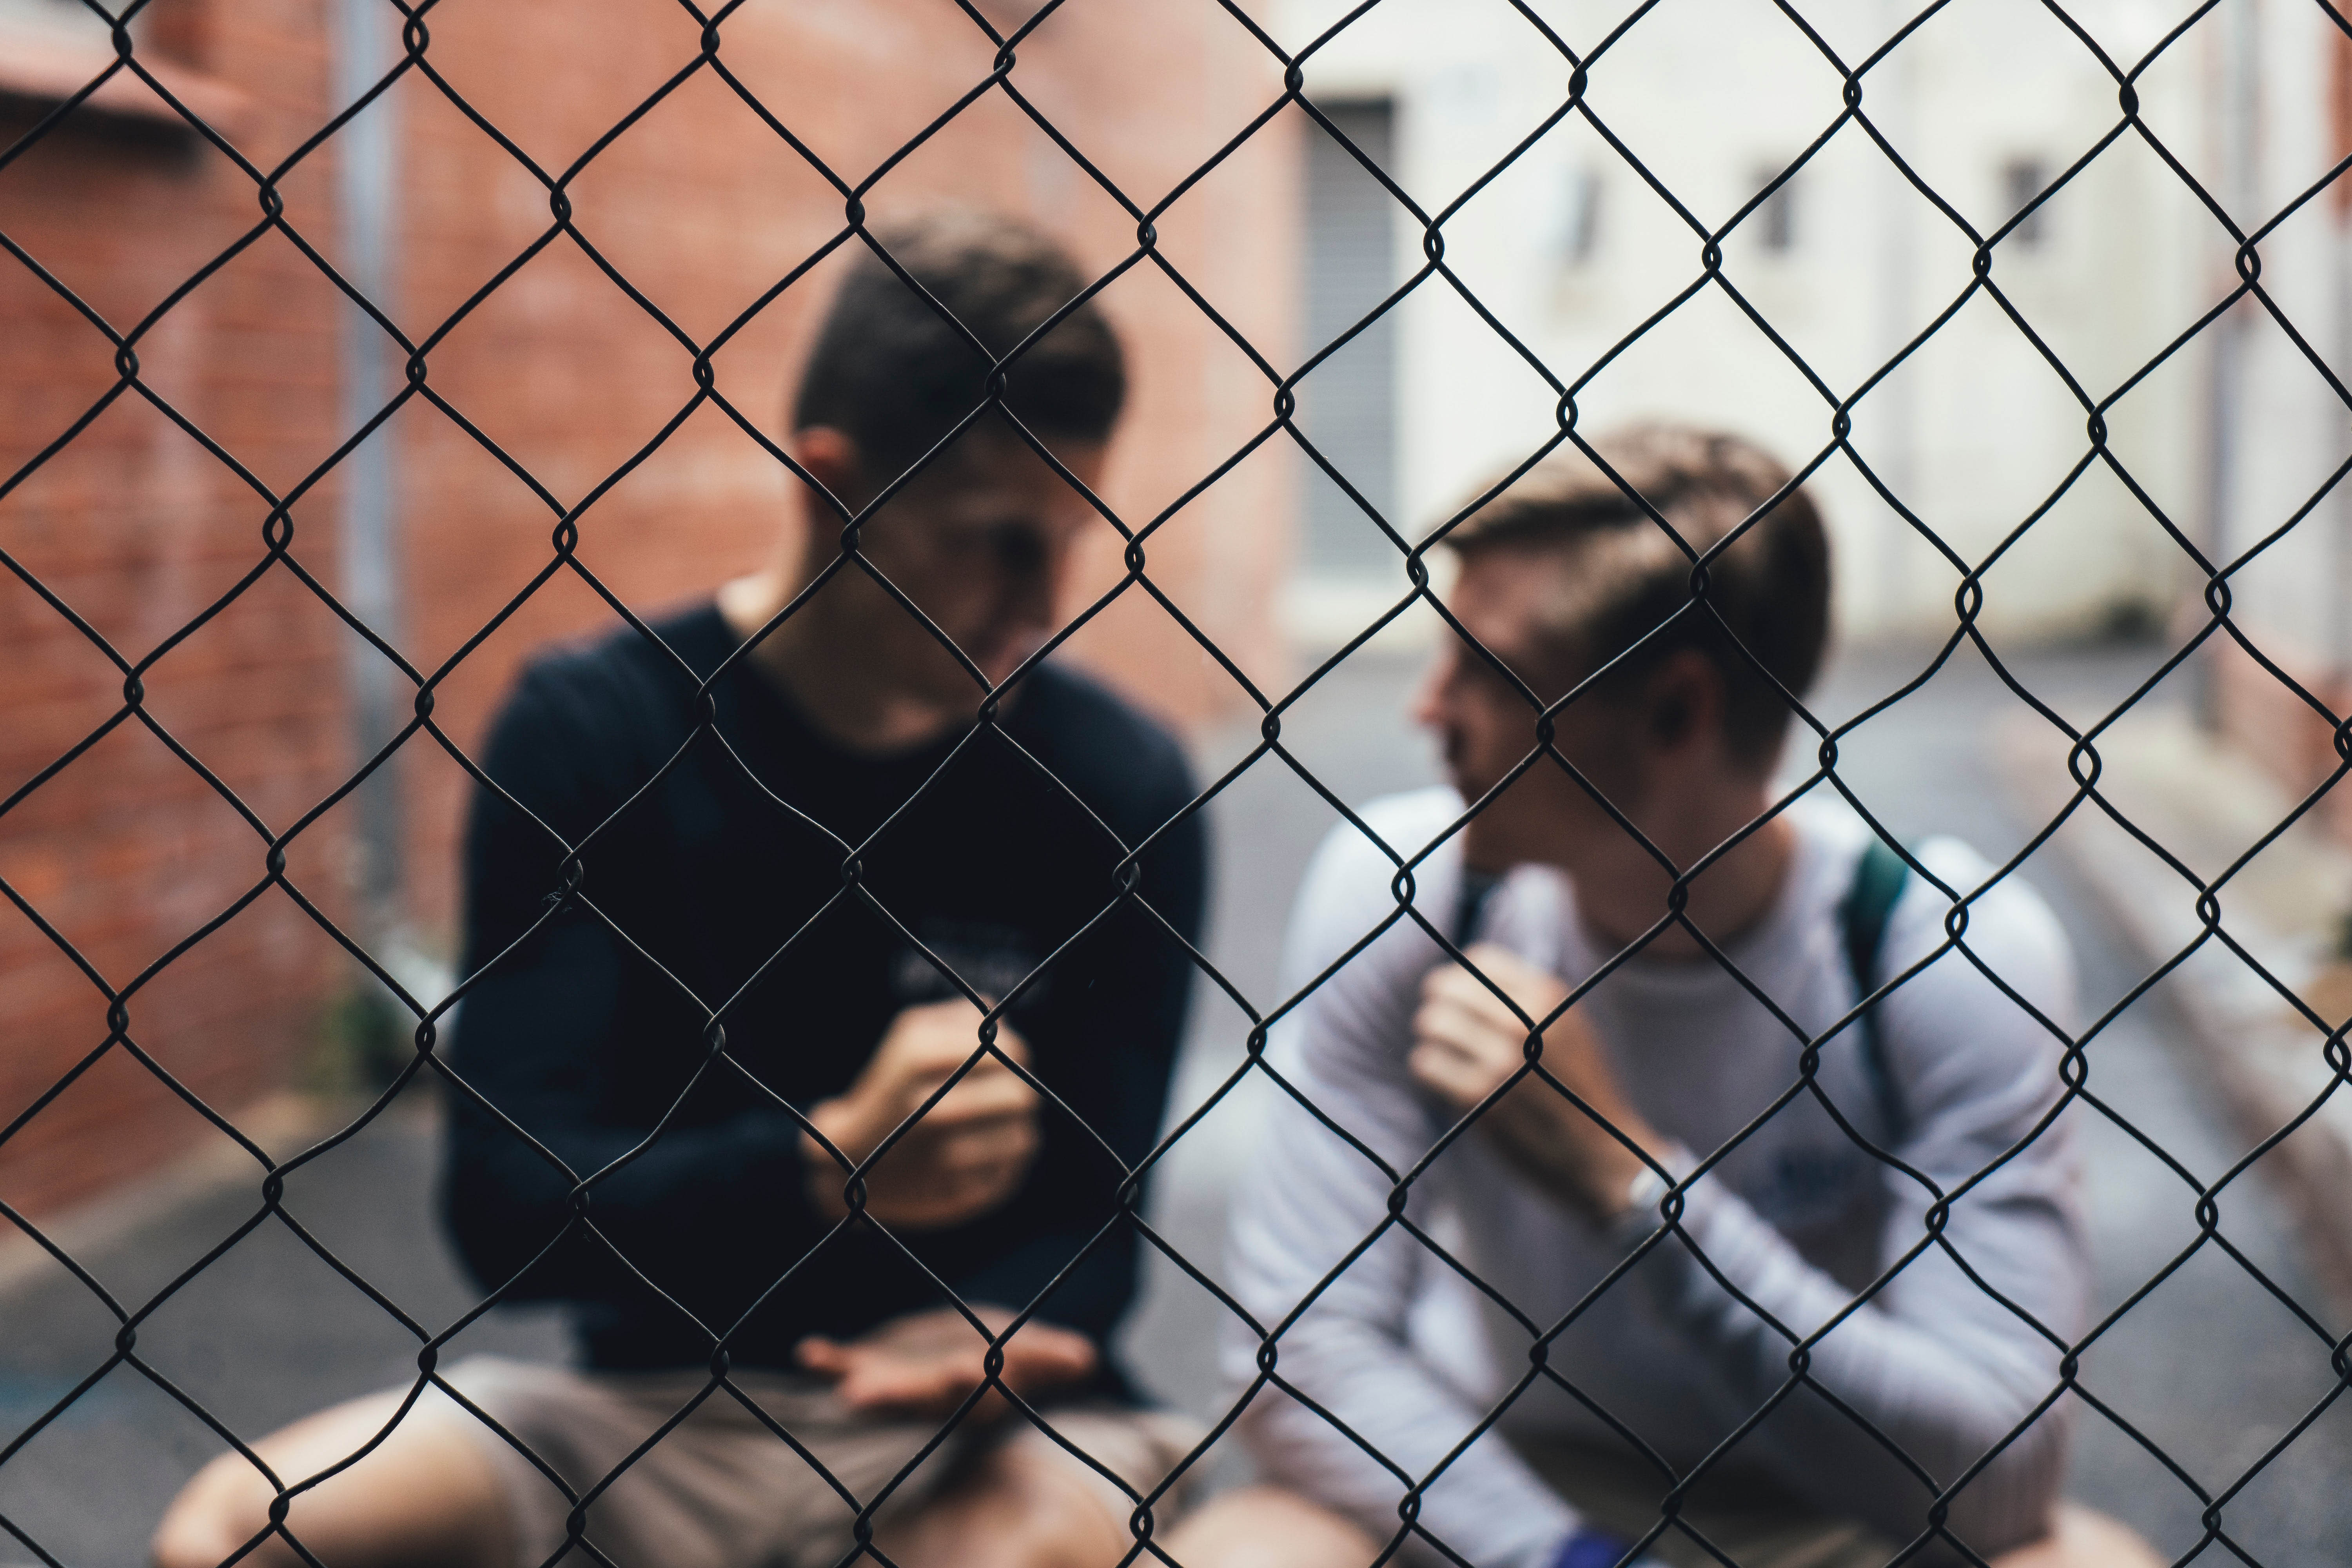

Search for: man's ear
xmin=792 ymin=426 xmax=867 ymax=521
xmin=1641 ymin=648 xmax=1724 ymax=755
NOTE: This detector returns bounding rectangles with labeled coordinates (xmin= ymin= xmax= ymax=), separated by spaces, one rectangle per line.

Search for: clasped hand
xmin=1409 ymin=941 xmax=1663 ymax=1223
xmin=802 ymin=997 xmax=1041 ymax=1230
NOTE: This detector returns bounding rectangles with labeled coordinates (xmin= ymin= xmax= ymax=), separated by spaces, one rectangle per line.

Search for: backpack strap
xmin=1837 ymin=837 xmax=1912 ymax=1145
xmin=1452 ymin=870 xmax=1499 ymax=949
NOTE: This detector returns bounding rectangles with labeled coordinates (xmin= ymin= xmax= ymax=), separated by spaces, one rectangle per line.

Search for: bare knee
xmin=1989 ymin=1505 xmax=2163 ymax=1568
xmin=152 ymin=1453 xmax=293 ymax=1568
xmin=1159 ymin=1485 xmax=1379 ymax=1568
xmin=148 ymin=1392 xmax=508 ymax=1568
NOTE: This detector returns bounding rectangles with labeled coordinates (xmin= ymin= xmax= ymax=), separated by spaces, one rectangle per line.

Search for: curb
xmin=0 ymin=1093 xmax=348 ymax=1300
xmin=1994 ymin=710 xmax=2352 ymax=1314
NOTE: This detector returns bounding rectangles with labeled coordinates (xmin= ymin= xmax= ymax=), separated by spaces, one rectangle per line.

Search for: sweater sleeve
xmin=1225 ymin=802 xmax=1587 ymax=1568
xmin=438 ymin=662 xmax=832 ymax=1323
xmin=1635 ymin=845 xmax=2087 ymax=1561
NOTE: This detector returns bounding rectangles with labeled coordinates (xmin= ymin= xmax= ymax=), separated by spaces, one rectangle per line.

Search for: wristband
xmin=1620 ymin=1163 xmax=1671 ymax=1224
xmin=1553 ymin=1526 xmax=1638 ymax=1568
xmin=1609 ymin=1142 xmax=1691 ymax=1243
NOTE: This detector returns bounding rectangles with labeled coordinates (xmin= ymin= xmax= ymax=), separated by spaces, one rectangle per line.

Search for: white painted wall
xmin=2206 ymin=0 xmax=2352 ymax=683
xmin=1270 ymin=0 xmax=2310 ymax=647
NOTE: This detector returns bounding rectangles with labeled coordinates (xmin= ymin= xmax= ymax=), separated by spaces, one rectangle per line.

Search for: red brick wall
xmin=0 ymin=2 xmax=1296 ymax=1218
xmin=0 ymin=0 xmax=347 ymax=1218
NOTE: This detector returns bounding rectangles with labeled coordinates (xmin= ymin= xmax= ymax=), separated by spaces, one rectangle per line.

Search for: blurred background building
xmin=1280 ymin=0 xmax=2349 ymax=654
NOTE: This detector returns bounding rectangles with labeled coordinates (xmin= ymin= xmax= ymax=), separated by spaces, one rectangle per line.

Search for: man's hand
xmin=796 ymin=1305 xmax=1097 ymax=1421
xmin=1409 ymin=941 xmax=1663 ymax=1223
xmin=802 ymin=998 xmax=1040 ymax=1230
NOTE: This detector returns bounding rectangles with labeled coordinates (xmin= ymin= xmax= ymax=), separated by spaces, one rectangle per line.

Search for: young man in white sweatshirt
xmin=1219 ymin=426 xmax=2150 ymax=1568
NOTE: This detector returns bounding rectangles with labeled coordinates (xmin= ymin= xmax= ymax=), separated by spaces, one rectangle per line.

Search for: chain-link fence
xmin=4 ymin=0 xmax=2352 ymax=1566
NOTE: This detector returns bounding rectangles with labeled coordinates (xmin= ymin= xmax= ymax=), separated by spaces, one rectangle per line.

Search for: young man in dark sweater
xmin=154 ymin=211 xmax=1214 ymax=1568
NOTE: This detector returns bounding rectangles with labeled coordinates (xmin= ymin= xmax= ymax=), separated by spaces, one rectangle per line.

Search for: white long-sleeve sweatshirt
xmin=1223 ymin=789 xmax=2087 ymax=1568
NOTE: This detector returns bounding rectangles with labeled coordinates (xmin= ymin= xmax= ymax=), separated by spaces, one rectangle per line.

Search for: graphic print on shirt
xmin=890 ymin=918 xmax=1047 ymax=1012
xmin=1752 ymin=1142 xmax=1874 ymax=1230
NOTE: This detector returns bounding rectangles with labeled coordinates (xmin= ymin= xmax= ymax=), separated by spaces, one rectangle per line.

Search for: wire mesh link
xmin=3 ymin=0 xmax=2350 ymax=1565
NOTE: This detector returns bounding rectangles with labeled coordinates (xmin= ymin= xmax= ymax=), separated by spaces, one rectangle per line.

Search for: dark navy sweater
xmin=439 ymin=602 xmax=1204 ymax=1376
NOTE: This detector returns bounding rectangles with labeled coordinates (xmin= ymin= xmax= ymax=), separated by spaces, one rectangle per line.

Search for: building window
xmin=1562 ymin=166 xmax=1604 ymax=265
xmin=2003 ymin=158 xmax=2049 ymax=247
xmin=1751 ymin=166 xmax=1797 ymax=254
xmin=0 ymin=0 xmax=225 ymax=139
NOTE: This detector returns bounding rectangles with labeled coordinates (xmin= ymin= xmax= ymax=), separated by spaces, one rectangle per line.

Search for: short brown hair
xmin=792 ymin=209 xmax=1127 ymax=485
xmin=1441 ymin=423 xmax=1830 ymax=763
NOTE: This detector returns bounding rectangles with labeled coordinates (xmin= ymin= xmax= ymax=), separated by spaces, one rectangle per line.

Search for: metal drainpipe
xmin=2198 ymin=0 xmax=2259 ymax=730
xmin=331 ymin=0 xmax=412 ymax=1006
xmin=1872 ymin=0 xmax=1917 ymax=638
xmin=2332 ymin=26 xmax=2352 ymax=707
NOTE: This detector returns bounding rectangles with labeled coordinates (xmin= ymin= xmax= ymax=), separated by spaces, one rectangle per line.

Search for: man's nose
xmin=973 ymin=542 xmax=1066 ymax=668
xmin=1407 ymin=650 xmax=1456 ymax=731
xmin=1000 ymin=546 xmax=1063 ymax=631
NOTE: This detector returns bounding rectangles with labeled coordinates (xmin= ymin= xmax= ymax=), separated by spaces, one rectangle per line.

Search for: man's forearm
xmin=1639 ymin=1181 xmax=2069 ymax=1556
xmin=444 ymin=1093 xmax=823 ymax=1304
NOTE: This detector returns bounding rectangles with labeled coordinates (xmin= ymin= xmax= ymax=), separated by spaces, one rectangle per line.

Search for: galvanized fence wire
xmin=2 ymin=0 xmax=2350 ymax=1565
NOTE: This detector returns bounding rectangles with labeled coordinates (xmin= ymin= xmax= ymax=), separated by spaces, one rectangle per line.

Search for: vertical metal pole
xmin=333 ymin=0 xmax=408 ymax=984
xmin=2330 ymin=27 xmax=2352 ymax=696
xmin=2198 ymin=0 xmax=2258 ymax=728
xmin=1874 ymin=1 xmax=1917 ymax=637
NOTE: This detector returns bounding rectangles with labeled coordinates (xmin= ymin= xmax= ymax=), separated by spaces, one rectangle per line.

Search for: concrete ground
xmin=4 ymin=635 xmax=2348 ymax=1564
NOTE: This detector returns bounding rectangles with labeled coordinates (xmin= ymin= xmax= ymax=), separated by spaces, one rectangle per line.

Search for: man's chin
xmin=1456 ymin=795 xmax=1552 ymax=875
xmin=1446 ymin=767 xmax=1502 ymax=811
xmin=974 ymin=659 xmax=1032 ymax=693
xmin=1456 ymin=817 xmax=1515 ymax=877
xmin=971 ymin=638 xmax=1048 ymax=691
xmin=1459 ymin=842 xmax=1513 ymax=877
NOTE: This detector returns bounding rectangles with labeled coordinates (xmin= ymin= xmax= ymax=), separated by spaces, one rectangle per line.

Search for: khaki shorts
xmin=419 ymin=1356 xmax=1205 ymax=1568
xmin=1516 ymin=1438 xmax=1897 ymax=1568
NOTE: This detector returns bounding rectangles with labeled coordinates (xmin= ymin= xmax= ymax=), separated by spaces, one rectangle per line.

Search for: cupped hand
xmin=796 ymin=1305 xmax=1098 ymax=1421
xmin=802 ymin=998 xmax=1041 ymax=1230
